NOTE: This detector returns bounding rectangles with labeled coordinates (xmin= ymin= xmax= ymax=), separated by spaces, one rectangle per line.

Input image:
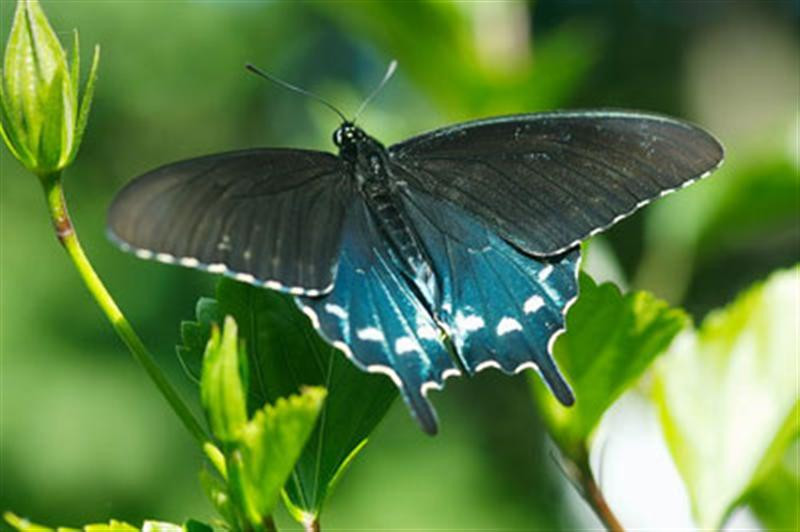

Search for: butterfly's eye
xmin=333 ymin=129 xmax=343 ymax=146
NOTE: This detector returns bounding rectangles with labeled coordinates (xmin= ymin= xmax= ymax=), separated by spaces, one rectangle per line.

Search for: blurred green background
xmin=1 ymin=0 xmax=797 ymax=529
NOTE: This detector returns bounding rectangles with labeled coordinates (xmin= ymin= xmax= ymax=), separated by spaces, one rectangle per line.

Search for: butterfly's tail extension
xmin=535 ymin=356 xmax=575 ymax=406
xmin=404 ymin=391 xmax=439 ymax=435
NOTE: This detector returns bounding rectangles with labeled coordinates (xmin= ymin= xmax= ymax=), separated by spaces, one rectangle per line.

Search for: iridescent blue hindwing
xmin=297 ymin=191 xmax=579 ymax=434
xmin=403 ymin=191 xmax=579 ymax=406
xmin=296 ymin=200 xmax=460 ymax=434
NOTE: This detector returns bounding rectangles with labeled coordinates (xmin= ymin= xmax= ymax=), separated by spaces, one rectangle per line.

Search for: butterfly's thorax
xmin=335 ymin=123 xmax=438 ymax=306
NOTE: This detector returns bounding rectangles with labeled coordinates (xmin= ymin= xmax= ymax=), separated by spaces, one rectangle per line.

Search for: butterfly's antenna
xmin=245 ymin=63 xmax=348 ymax=123
xmin=353 ymin=59 xmax=397 ymax=123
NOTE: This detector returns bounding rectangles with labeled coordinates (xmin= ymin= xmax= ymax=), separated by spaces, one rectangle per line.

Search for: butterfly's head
xmin=333 ymin=122 xmax=373 ymax=162
xmin=333 ymin=122 xmax=363 ymax=148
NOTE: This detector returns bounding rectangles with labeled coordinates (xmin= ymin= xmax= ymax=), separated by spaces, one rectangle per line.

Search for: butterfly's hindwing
xmin=108 ymin=149 xmax=353 ymax=295
xmin=296 ymin=200 xmax=460 ymax=434
xmin=403 ymin=190 xmax=579 ymax=405
xmin=390 ymin=111 xmax=724 ymax=256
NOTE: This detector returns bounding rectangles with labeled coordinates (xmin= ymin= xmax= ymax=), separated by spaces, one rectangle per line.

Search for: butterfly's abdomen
xmin=363 ymin=179 xmax=437 ymax=308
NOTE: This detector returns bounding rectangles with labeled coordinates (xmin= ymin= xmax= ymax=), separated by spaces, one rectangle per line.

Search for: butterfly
xmin=107 ymin=67 xmax=723 ymax=434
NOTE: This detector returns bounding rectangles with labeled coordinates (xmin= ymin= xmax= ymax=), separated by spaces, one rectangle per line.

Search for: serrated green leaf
xmin=2 ymin=513 xmax=207 ymax=532
xmin=531 ymin=273 xmax=689 ymax=456
xmin=2 ymin=514 xmax=198 ymax=532
xmin=141 ymin=522 xmax=182 ymax=532
xmin=214 ymin=279 xmax=397 ymax=519
xmin=177 ymin=297 xmax=220 ymax=383
xmin=201 ymin=316 xmax=248 ymax=443
xmin=233 ymin=386 xmax=327 ymax=524
xmin=654 ymin=266 xmax=799 ymax=529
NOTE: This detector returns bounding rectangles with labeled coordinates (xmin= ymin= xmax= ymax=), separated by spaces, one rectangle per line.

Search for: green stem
xmin=573 ymin=451 xmax=624 ymax=532
xmin=39 ymin=172 xmax=208 ymax=445
xmin=263 ymin=516 xmax=278 ymax=532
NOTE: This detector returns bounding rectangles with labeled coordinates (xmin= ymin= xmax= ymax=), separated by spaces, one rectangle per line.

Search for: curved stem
xmin=574 ymin=451 xmax=624 ymax=532
xmin=39 ymin=172 xmax=209 ymax=445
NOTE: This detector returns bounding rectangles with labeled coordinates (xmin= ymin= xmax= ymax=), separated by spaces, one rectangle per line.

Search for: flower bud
xmin=0 ymin=0 xmax=99 ymax=175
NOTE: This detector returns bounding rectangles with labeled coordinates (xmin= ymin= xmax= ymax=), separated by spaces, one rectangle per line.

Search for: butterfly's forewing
xmin=296 ymin=200 xmax=460 ymax=434
xmin=389 ymin=111 xmax=724 ymax=256
xmin=108 ymin=149 xmax=353 ymax=295
xmin=402 ymin=190 xmax=579 ymax=406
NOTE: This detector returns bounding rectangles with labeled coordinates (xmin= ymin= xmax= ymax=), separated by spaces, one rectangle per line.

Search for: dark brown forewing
xmin=107 ymin=148 xmax=353 ymax=295
xmin=389 ymin=111 xmax=724 ymax=256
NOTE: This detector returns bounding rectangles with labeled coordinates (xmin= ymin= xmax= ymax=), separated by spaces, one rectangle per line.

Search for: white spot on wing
xmin=324 ymin=303 xmax=348 ymax=319
xmin=179 ymin=257 xmax=199 ymax=267
xmin=496 ymin=317 xmax=523 ymax=336
xmin=537 ymin=265 xmax=553 ymax=281
xmin=155 ymin=252 xmax=175 ymax=263
xmin=455 ymin=312 xmax=484 ymax=334
xmin=135 ymin=249 xmax=154 ymax=259
xmin=395 ymin=336 xmax=417 ymax=354
xmin=357 ymin=327 xmax=385 ymax=342
xmin=524 ymin=295 xmax=545 ymax=314
xmin=417 ymin=324 xmax=439 ymax=340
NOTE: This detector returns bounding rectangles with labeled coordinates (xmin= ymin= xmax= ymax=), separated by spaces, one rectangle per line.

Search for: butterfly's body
xmin=340 ymin=123 xmax=439 ymax=312
xmin=108 ymin=109 xmax=723 ymax=434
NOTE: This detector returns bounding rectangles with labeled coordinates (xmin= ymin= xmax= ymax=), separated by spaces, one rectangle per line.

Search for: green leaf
xmin=198 ymin=468 xmax=239 ymax=529
xmin=3 ymin=513 xmax=212 ymax=532
xmin=37 ymin=67 xmax=69 ymax=170
xmin=531 ymin=273 xmax=689 ymax=456
xmin=181 ymin=520 xmax=214 ymax=532
xmin=69 ymin=44 xmax=99 ymax=165
xmin=654 ymin=266 xmax=799 ymax=529
xmin=214 ymin=279 xmax=397 ymax=520
xmin=177 ymin=297 xmax=219 ymax=383
xmin=747 ymin=438 xmax=799 ymax=530
xmin=139 ymin=522 xmax=182 ymax=532
xmin=200 ymin=316 xmax=248 ymax=443
xmin=0 ymin=77 xmax=31 ymax=164
xmin=233 ymin=386 xmax=327 ymax=524
xmin=69 ymin=30 xmax=79 ymax=113
xmin=82 ymin=521 xmax=136 ymax=532
xmin=4 ymin=512 xmax=52 ymax=531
